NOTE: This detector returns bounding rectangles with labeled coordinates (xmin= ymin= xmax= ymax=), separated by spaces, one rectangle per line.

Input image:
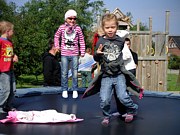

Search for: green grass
xmin=167 ymin=74 xmax=180 ymax=91
xmin=16 ymin=74 xmax=43 ymax=88
xmin=16 ymin=74 xmax=180 ymax=91
xmin=16 ymin=74 xmax=80 ymax=88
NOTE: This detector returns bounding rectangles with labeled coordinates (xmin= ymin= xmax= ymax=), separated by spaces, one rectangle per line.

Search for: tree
xmin=1 ymin=0 xmax=105 ymax=79
xmin=130 ymin=22 xmax=149 ymax=31
xmin=89 ymin=0 xmax=104 ymax=23
xmin=168 ymin=55 xmax=180 ymax=69
xmin=125 ymin=12 xmax=149 ymax=31
xmin=0 ymin=0 xmax=17 ymax=21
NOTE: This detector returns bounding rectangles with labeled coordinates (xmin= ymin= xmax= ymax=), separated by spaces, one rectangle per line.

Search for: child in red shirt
xmin=0 ymin=21 xmax=18 ymax=113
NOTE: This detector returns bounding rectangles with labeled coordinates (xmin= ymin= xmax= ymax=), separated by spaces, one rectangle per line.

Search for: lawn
xmin=16 ymin=74 xmax=180 ymax=91
xmin=16 ymin=74 xmax=82 ymax=88
xmin=167 ymin=74 xmax=180 ymax=91
xmin=16 ymin=74 xmax=44 ymax=88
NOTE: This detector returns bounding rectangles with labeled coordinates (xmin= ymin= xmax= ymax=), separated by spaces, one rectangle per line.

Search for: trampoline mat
xmin=0 ymin=93 xmax=180 ymax=135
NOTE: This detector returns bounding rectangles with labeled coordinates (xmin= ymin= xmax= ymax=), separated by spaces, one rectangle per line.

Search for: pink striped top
xmin=54 ymin=24 xmax=85 ymax=56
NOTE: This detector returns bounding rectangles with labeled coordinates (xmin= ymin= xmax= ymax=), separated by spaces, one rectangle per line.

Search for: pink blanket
xmin=0 ymin=110 xmax=83 ymax=123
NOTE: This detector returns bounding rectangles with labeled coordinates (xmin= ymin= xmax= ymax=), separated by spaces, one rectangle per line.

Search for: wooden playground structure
xmin=129 ymin=11 xmax=170 ymax=91
xmin=92 ymin=10 xmax=170 ymax=92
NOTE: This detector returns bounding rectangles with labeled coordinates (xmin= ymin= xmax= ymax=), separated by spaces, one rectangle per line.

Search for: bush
xmin=168 ymin=55 xmax=180 ymax=69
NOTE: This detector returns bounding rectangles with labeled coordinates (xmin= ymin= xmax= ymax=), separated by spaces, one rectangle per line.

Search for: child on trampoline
xmin=0 ymin=21 xmax=18 ymax=113
xmin=93 ymin=14 xmax=138 ymax=125
xmin=54 ymin=9 xmax=86 ymax=98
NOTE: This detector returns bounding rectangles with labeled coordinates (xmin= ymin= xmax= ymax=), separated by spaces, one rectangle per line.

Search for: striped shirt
xmin=54 ymin=24 xmax=85 ymax=56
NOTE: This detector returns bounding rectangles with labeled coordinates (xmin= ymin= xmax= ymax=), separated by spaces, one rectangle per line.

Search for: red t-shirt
xmin=0 ymin=37 xmax=14 ymax=72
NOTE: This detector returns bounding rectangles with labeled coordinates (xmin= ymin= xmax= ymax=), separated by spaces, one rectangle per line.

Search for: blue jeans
xmin=0 ymin=71 xmax=16 ymax=108
xmin=100 ymin=74 xmax=138 ymax=117
xmin=61 ymin=56 xmax=78 ymax=91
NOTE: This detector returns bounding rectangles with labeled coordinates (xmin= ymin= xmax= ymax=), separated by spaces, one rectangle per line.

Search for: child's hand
xmin=13 ymin=54 xmax=18 ymax=62
xmin=97 ymin=44 xmax=104 ymax=54
xmin=80 ymin=54 xmax=84 ymax=57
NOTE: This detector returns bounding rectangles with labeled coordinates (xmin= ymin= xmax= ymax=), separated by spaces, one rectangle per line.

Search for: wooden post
xmin=164 ymin=11 xmax=170 ymax=91
xmin=149 ymin=16 xmax=152 ymax=32
xmin=149 ymin=16 xmax=152 ymax=56
xmin=165 ymin=10 xmax=170 ymax=34
xmin=176 ymin=69 xmax=180 ymax=88
xmin=137 ymin=19 xmax=140 ymax=32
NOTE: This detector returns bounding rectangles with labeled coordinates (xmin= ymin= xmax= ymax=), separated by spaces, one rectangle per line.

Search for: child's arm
xmin=13 ymin=54 xmax=18 ymax=62
xmin=78 ymin=27 xmax=85 ymax=57
xmin=96 ymin=44 xmax=104 ymax=55
xmin=94 ymin=44 xmax=104 ymax=62
xmin=54 ymin=26 xmax=62 ymax=49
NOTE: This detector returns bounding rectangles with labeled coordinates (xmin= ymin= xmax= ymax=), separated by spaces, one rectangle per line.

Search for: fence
xmin=129 ymin=32 xmax=168 ymax=91
xmin=129 ymin=11 xmax=170 ymax=91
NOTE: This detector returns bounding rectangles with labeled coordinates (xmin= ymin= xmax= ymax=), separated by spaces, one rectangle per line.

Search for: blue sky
xmin=7 ymin=0 xmax=180 ymax=35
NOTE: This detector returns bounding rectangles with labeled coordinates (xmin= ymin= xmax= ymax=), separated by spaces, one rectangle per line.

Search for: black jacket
xmin=130 ymin=49 xmax=138 ymax=65
xmin=82 ymin=36 xmax=143 ymax=99
xmin=94 ymin=35 xmax=124 ymax=77
xmin=42 ymin=52 xmax=61 ymax=86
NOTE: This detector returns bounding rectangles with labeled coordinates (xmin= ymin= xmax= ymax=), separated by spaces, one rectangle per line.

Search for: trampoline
xmin=0 ymin=88 xmax=180 ymax=135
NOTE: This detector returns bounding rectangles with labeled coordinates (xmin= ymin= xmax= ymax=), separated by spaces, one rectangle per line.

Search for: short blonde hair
xmin=0 ymin=21 xmax=14 ymax=35
xmin=101 ymin=13 xmax=118 ymax=28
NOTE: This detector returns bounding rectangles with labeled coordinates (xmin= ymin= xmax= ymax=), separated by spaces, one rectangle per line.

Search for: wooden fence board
xmin=129 ymin=32 xmax=168 ymax=91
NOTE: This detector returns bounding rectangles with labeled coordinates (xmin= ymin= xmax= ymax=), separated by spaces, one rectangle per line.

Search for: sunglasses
xmin=68 ymin=18 xmax=77 ymax=20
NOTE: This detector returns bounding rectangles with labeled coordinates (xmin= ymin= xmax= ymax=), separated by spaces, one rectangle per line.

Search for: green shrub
xmin=168 ymin=55 xmax=180 ymax=69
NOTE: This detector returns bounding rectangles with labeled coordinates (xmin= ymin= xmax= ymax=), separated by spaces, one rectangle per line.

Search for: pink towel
xmin=0 ymin=110 xmax=83 ymax=123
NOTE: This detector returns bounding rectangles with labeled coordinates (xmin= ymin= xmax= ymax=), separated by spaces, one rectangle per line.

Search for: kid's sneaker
xmin=62 ymin=91 xmax=68 ymax=98
xmin=125 ymin=114 xmax=134 ymax=123
xmin=72 ymin=91 xmax=78 ymax=98
xmin=101 ymin=117 xmax=110 ymax=126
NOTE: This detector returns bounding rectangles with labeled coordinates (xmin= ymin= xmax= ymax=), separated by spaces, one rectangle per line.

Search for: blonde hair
xmin=0 ymin=21 xmax=14 ymax=35
xmin=96 ymin=27 xmax=104 ymax=36
xmin=101 ymin=13 xmax=118 ymax=28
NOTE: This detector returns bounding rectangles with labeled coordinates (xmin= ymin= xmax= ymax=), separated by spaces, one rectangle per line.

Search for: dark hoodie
xmin=82 ymin=35 xmax=144 ymax=99
xmin=94 ymin=35 xmax=124 ymax=77
xmin=42 ymin=52 xmax=61 ymax=86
